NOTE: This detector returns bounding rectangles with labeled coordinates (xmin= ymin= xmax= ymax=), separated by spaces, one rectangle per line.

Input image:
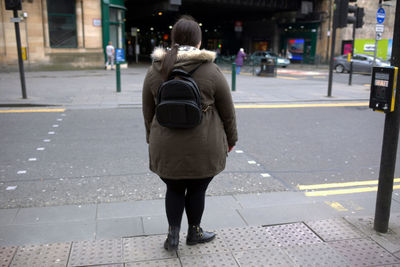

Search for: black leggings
xmin=161 ymin=177 xmax=213 ymax=227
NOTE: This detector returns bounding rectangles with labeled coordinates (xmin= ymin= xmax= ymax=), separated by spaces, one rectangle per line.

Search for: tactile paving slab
xmin=10 ymin=242 xmax=70 ymax=267
xmin=264 ymin=222 xmax=323 ymax=247
xmin=0 ymin=246 xmax=17 ymax=267
xmin=306 ymin=218 xmax=363 ymax=241
xmin=234 ymin=248 xmax=294 ymax=266
xmin=329 ymin=238 xmax=400 ymax=266
xmin=68 ymin=239 xmax=123 ymax=266
xmin=123 ymin=235 xmax=177 ymax=262
xmin=177 ymin=232 xmax=230 ymax=257
xmin=125 ymin=258 xmax=180 ymax=267
xmin=283 ymin=243 xmax=350 ymax=267
xmin=218 ymin=226 xmax=278 ymax=251
xmin=180 ymin=252 xmax=238 ymax=267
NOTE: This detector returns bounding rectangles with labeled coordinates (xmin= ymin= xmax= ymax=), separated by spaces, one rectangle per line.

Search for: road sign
xmin=377 ymin=32 xmax=383 ymax=40
xmin=376 ymin=24 xmax=385 ymax=33
xmin=115 ymin=48 xmax=125 ymax=63
xmin=377 ymin=8 xmax=385 ymax=24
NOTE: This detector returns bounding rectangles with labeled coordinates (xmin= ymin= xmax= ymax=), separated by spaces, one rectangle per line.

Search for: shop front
xmin=280 ymin=22 xmax=319 ymax=64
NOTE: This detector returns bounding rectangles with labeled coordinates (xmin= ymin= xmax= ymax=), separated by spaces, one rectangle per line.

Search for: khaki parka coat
xmin=142 ymin=47 xmax=238 ymax=179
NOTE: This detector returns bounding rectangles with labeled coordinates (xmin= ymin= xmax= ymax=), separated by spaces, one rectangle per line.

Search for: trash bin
xmin=257 ymin=58 xmax=277 ymax=77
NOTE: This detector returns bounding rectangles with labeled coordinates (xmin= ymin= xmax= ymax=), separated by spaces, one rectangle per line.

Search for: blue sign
xmin=115 ymin=48 xmax=125 ymax=63
xmin=377 ymin=8 xmax=385 ymax=24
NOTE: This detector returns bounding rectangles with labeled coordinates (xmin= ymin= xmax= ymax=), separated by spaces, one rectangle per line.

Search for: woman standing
xmin=235 ymin=48 xmax=246 ymax=74
xmin=142 ymin=16 xmax=238 ymax=251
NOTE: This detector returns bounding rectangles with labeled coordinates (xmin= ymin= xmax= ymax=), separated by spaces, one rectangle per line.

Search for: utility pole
xmin=327 ymin=1 xmax=338 ymax=97
xmin=374 ymin=0 xmax=400 ymax=233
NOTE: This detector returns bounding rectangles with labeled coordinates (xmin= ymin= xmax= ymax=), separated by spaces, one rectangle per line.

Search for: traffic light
xmin=4 ymin=0 xmax=21 ymax=10
xmin=356 ymin=7 xmax=365 ymax=28
xmin=335 ymin=0 xmax=357 ymax=28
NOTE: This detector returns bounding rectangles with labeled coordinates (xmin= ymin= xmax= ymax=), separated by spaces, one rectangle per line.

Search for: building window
xmin=47 ymin=0 xmax=77 ymax=48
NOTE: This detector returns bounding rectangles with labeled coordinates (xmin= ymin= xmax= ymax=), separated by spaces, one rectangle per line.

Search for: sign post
xmin=6 ymin=0 xmax=27 ymax=99
xmin=115 ymin=48 xmax=125 ymax=93
xmin=374 ymin=6 xmax=385 ymax=67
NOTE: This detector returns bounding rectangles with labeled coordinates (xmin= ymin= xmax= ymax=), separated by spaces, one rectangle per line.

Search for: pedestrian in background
xmin=142 ymin=16 xmax=238 ymax=252
xmin=235 ymin=48 xmax=246 ymax=74
xmin=105 ymin=41 xmax=115 ymax=70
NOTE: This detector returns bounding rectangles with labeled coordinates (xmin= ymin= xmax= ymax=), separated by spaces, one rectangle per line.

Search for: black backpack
xmin=156 ymin=66 xmax=203 ymax=129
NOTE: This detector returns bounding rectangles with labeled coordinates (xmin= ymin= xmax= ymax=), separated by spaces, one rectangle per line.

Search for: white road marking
xmin=6 ymin=186 xmax=17 ymax=191
xmin=28 ymin=158 xmax=37 ymax=161
xmin=52 ymin=125 xmax=59 ymax=128
xmin=235 ymin=150 xmax=244 ymax=153
xmin=48 ymin=131 xmax=55 ymax=135
xmin=261 ymin=173 xmax=271 ymax=177
xmin=57 ymin=119 xmax=63 ymax=121
xmin=248 ymin=160 xmax=256 ymax=164
xmin=36 ymin=147 xmax=45 ymax=151
xmin=43 ymin=139 xmax=51 ymax=142
xmin=17 ymin=170 xmax=27 ymax=174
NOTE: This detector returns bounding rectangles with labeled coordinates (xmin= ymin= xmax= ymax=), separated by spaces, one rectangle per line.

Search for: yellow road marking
xmin=0 ymin=108 xmax=65 ymax=113
xmin=325 ymin=201 xmax=348 ymax=211
xmin=276 ymin=76 xmax=303 ymax=80
xmin=235 ymin=102 xmax=368 ymax=109
xmin=305 ymin=185 xmax=400 ymax=197
xmin=298 ymin=178 xmax=400 ymax=190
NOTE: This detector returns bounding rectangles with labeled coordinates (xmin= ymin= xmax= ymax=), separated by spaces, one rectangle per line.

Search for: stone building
xmin=0 ymin=0 xmax=126 ymax=69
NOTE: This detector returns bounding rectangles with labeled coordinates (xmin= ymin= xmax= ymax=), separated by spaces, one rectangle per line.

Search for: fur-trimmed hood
xmin=151 ymin=46 xmax=216 ymax=63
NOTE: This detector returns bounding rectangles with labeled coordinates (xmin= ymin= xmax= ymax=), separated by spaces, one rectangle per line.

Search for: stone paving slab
xmin=329 ymin=238 xmax=400 ymax=267
xmin=305 ymin=218 xmax=365 ymax=242
xmin=0 ymin=247 xmax=17 ymax=267
xmin=345 ymin=214 xmax=400 ymax=254
xmin=282 ymin=243 xmax=350 ymax=267
xmin=68 ymin=239 xmax=123 ymax=266
xmin=233 ymin=248 xmax=294 ymax=266
xmin=10 ymin=242 xmax=71 ymax=267
xmin=13 ymin=204 xmax=96 ymax=224
xmin=96 ymin=217 xmax=143 ymax=240
xmin=1 ymin=220 xmax=400 ymax=267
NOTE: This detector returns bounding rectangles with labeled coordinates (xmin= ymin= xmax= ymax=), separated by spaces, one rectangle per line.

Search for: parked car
xmin=250 ymin=51 xmax=290 ymax=67
xmin=333 ymin=53 xmax=390 ymax=74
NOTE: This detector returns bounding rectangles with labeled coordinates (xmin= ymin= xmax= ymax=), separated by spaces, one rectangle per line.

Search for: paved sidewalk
xmin=1 ymin=66 xmax=399 ymax=266
xmin=0 ymin=64 xmax=370 ymax=108
xmin=1 ymin=190 xmax=400 ymax=266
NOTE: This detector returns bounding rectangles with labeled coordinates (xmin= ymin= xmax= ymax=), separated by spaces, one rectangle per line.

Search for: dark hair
xmin=161 ymin=15 xmax=202 ymax=80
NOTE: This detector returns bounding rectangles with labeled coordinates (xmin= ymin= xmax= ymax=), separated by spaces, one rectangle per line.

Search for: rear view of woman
xmin=142 ymin=16 xmax=238 ymax=251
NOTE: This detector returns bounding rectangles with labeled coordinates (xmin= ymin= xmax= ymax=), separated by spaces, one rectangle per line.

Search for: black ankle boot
xmin=186 ymin=225 xmax=216 ymax=245
xmin=164 ymin=226 xmax=180 ymax=251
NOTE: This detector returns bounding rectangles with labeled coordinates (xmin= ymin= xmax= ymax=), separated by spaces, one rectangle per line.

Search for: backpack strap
xmin=169 ymin=63 xmax=203 ymax=80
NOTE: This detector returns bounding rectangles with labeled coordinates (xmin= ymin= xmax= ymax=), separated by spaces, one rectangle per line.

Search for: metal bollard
xmin=116 ymin=63 xmax=121 ymax=93
xmin=231 ymin=62 xmax=236 ymax=91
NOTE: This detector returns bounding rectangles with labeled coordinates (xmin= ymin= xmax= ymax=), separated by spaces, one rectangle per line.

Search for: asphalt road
xmin=1 ymin=105 xmax=398 ymax=209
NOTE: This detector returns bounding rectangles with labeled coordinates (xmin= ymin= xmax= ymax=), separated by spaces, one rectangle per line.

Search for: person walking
xmin=105 ymin=41 xmax=115 ymax=70
xmin=142 ymin=16 xmax=238 ymax=252
xmin=235 ymin=48 xmax=246 ymax=74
